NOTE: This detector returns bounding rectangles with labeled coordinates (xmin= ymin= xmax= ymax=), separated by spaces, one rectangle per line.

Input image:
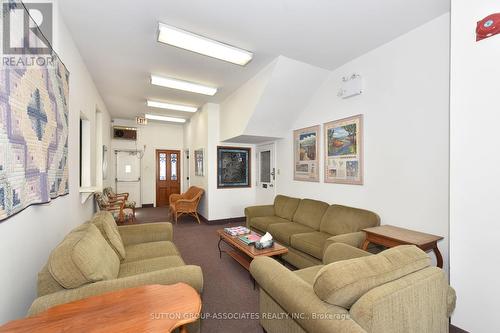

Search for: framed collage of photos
xmin=324 ymin=114 xmax=363 ymax=185
xmin=194 ymin=149 xmax=204 ymax=176
xmin=293 ymin=114 xmax=363 ymax=185
xmin=293 ymin=125 xmax=320 ymax=182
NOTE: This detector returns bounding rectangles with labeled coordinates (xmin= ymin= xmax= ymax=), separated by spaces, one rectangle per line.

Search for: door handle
xmin=271 ymin=168 xmax=276 ymax=181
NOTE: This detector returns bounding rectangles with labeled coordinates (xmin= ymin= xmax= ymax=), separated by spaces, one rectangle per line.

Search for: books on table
xmin=223 ymin=226 xmax=250 ymax=236
xmin=238 ymin=232 xmax=261 ymax=245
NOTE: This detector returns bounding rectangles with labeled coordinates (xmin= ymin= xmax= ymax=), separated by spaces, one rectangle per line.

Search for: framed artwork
xmin=217 ymin=146 xmax=251 ymax=188
xmin=293 ymin=125 xmax=320 ymax=182
xmin=194 ymin=148 xmax=204 ymax=176
xmin=324 ymin=114 xmax=363 ymax=185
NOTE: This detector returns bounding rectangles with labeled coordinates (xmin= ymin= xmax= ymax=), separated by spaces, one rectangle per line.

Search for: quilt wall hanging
xmin=0 ymin=2 xmax=70 ymax=221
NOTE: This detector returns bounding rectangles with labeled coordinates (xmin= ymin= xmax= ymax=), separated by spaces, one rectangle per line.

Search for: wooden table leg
xmin=361 ymin=239 xmax=370 ymax=251
xmin=433 ymin=244 xmax=443 ymax=268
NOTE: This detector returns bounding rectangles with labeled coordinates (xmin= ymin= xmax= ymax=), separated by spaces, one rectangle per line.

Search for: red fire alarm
xmin=476 ymin=13 xmax=500 ymax=41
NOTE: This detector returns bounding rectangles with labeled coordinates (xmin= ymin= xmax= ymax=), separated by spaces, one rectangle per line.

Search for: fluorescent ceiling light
xmin=158 ymin=23 xmax=253 ymax=66
xmin=145 ymin=114 xmax=186 ymax=123
xmin=151 ymin=75 xmax=217 ymax=96
xmin=146 ymin=100 xmax=198 ymax=113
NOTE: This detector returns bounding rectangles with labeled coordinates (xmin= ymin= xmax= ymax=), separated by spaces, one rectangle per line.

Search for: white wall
xmin=184 ymin=103 xmax=257 ymax=220
xmin=449 ymin=2 xmax=500 ymax=331
xmin=111 ymin=119 xmax=184 ymax=206
xmin=184 ymin=105 xmax=209 ymax=216
xmin=0 ymin=0 xmax=111 ymax=323
xmin=275 ymin=14 xmax=450 ymax=268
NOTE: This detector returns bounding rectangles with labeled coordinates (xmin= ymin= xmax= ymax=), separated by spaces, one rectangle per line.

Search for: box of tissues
xmin=255 ymin=232 xmax=274 ymax=249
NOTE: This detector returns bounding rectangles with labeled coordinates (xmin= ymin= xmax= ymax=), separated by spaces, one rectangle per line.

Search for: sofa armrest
xmin=244 ymin=205 xmax=275 ymax=227
xmin=28 ymin=265 xmax=203 ymax=316
xmin=323 ymin=231 xmax=366 ymax=254
xmin=250 ymin=257 xmax=366 ymax=333
xmin=118 ymin=222 xmax=173 ymax=245
xmin=323 ymin=243 xmax=372 ymax=265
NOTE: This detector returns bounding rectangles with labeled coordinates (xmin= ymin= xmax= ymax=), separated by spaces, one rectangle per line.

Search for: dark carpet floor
xmin=134 ymin=207 xmax=261 ymax=333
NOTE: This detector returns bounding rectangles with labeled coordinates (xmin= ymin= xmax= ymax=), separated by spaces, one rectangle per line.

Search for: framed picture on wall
xmin=293 ymin=125 xmax=320 ymax=182
xmin=194 ymin=148 xmax=204 ymax=176
xmin=217 ymin=146 xmax=251 ymax=188
xmin=324 ymin=114 xmax=363 ymax=185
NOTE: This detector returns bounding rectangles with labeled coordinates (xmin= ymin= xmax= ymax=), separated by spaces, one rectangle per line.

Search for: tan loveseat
xmin=250 ymin=243 xmax=456 ymax=333
xmin=245 ymin=195 xmax=380 ymax=268
xmin=29 ymin=211 xmax=203 ymax=316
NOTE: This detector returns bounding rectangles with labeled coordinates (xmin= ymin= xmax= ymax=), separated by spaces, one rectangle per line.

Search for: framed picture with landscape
xmin=217 ymin=146 xmax=251 ymax=188
xmin=293 ymin=125 xmax=320 ymax=182
xmin=324 ymin=114 xmax=363 ymax=185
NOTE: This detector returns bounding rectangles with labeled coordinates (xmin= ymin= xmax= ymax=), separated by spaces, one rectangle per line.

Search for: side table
xmin=362 ymin=225 xmax=444 ymax=268
xmin=0 ymin=283 xmax=201 ymax=333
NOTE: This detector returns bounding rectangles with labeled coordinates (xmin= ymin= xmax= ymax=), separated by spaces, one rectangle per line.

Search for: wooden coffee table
xmin=362 ymin=225 xmax=444 ymax=268
xmin=0 ymin=284 xmax=201 ymax=333
xmin=217 ymin=229 xmax=288 ymax=271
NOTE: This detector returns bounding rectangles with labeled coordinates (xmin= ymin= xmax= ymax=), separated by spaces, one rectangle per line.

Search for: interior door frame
xmin=114 ymin=149 xmax=143 ymax=207
xmin=155 ymin=149 xmax=181 ymax=207
xmin=256 ymin=142 xmax=277 ymax=200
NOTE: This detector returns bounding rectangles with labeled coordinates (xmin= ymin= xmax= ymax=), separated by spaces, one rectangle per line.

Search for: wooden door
xmin=156 ymin=150 xmax=181 ymax=207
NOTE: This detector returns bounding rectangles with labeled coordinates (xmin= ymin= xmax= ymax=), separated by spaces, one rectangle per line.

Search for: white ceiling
xmin=59 ymin=0 xmax=449 ymax=120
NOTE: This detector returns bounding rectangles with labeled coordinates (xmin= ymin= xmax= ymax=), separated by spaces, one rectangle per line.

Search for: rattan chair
xmin=169 ymin=186 xmax=204 ymax=224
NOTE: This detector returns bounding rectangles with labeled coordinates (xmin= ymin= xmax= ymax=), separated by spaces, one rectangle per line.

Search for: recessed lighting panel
xmin=158 ymin=23 xmax=253 ymax=66
xmin=146 ymin=100 xmax=198 ymax=113
xmin=145 ymin=114 xmax=186 ymax=123
xmin=151 ymin=75 xmax=217 ymax=96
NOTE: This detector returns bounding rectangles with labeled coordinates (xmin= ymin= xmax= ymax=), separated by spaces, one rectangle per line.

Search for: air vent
xmin=113 ymin=126 xmax=137 ymax=140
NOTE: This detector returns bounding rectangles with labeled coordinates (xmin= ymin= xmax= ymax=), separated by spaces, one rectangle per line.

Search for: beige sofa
xmin=250 ymin=243 xmax=456 ymax=333
xmin=29 ymin=211 xmax=203 ymax=317
xmin=245 ymin=195 xmax=380 ymax=268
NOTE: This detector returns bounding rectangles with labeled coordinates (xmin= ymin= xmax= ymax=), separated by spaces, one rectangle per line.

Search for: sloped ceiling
xmin=220 ymin=56 xmax=329 ymax=143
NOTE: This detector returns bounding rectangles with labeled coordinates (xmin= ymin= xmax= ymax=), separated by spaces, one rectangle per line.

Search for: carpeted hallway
xmin=134 ymin=207 xmax=261 ymax=333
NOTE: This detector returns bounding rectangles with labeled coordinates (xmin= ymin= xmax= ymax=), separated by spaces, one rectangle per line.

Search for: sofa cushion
xmin=313 ymin=245 xmax=430 ymax=308
xmin=320 ymin=205 xmax=380 ymax=236
xmin=294 ymin=265 xmax=323 ymax=285
xmin=118 ymin=256 xmax=185 ymax=278
xmin=291 ymin=231 xmax=333 ymax=260
xmin=274 ymin=195 xmax=300 ymax=220
xmin=292 ymin=199 xmax=329 ymax=230
xmin=90 ymin=211 xmax=126 ymax=261
xmin=48 ymin=224 xmax=120 ymax=289
xmin=123 ymin=241 xmax=180 ymax=263
xmin=250 ymin=216 xmax=290 ymax=233
xmin=267 ymin=222 xmax=315 ymax=246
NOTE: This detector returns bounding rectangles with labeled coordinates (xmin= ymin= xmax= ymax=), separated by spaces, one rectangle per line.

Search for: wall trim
xmin=141 ymin=203 xmax=154 ymax=208
xmin=199 ymin=214 xmax=246 ymax=225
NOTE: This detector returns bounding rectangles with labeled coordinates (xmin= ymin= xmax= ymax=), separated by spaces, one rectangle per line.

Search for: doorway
xmin=156 ymin=149 xmax=181 ymax=207
xmin=256 ymin=143 xmax=276 ymax=204
xmin=115 ymin=150 xmax=142 ymax=207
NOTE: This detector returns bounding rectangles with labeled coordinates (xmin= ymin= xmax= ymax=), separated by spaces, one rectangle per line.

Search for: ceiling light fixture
xmin=145 ymin=114 xmax=186 ymax=123
xmin=146 ymin=100 xmax=198 ymax=113
xmin=157 ymin=23 xmax=253 ymax=66
xmin=151 ymin=75 xmax=218 ymax=96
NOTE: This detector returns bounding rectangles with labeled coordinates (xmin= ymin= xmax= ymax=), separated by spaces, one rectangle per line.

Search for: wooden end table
xmin=362 ymin=225 xmax=444 ymax=268
xmin=0 ymin=284 xmax=201 ymax=333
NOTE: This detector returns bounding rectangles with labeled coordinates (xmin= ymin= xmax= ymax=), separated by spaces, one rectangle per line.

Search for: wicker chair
xmin=103 ymin=187 xmax=136 ymax=218
xmin=95 ymin=192 xmax=134 ymax=224
xmin=169 ymin=186 xmax=204 ymax=224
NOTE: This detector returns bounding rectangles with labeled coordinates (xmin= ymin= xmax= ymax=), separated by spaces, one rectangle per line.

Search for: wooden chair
xmin=103 ymin=187 xmax=136 ymax=218
xmin=95 ymin=192 xmax=134 ymax=224
xmin=169 ymin=186 xmax=204 ymax=224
